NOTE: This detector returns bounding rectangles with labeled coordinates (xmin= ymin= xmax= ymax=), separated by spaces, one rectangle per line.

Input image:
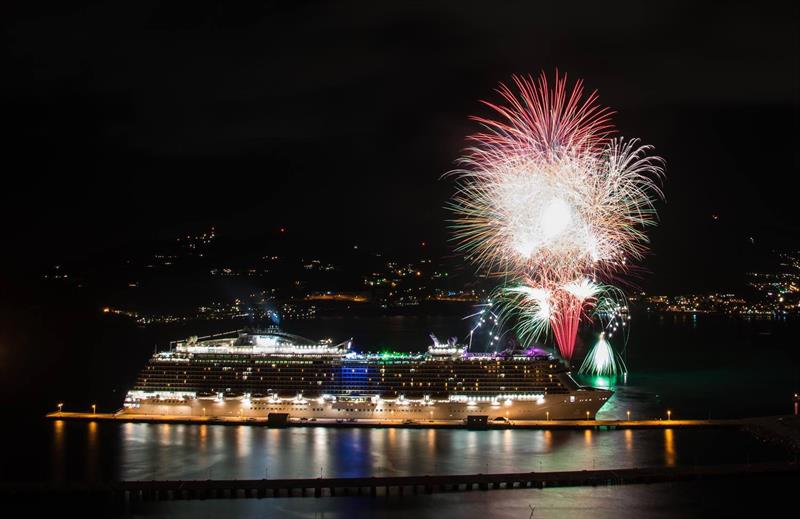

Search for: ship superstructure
xmin=122 ymin=328 xmax=611 ymax=421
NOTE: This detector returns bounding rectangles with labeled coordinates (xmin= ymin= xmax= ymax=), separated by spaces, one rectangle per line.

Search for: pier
xmin=3 ymin=462 xmax=798 ymax=502
xmin=45 ymin=411 xmax=750 ymax=430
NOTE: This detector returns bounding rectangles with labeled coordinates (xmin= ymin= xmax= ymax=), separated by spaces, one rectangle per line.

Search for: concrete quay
xmin=45 ymin=411 xmax=750 ymax=430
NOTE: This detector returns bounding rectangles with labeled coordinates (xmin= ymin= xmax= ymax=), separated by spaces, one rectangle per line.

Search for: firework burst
xmin=448 ymin=71 xmax=664 ymax=361
xmin=579 ymin=332 xmax=627 ymax=377
xmin=462 ymin=300 xmax=502 ymax=350
xmin=499 ymin=275 xmax=604 ymax=360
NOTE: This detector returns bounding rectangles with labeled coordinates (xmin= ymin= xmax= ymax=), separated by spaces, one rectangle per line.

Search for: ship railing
xmin=170 ymin=329 xmax=244 ymax=348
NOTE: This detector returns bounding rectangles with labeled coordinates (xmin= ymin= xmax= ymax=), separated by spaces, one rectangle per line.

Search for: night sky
xmin=3 ymin=1 xmax=798 ymax=293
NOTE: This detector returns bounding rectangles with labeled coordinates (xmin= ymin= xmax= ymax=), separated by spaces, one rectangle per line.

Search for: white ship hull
xmin=122 ymin=390 xmax=611 ymax=422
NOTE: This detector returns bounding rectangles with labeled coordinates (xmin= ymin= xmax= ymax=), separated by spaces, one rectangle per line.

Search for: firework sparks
xmin=462 ymin=300 xmax=502 ymax=350
xmin=468 ymin=71 xmax=614 ymax=164
xmin=449 ymin=136 xmax=663 ymax=279
xmin=448 ymin=71 xmax=664 ymax=361
xmin=579 ymin=332 xmax=627 ymax=377
xmin=502 ymin=283 xmax=553 ymax=340
xmin=501 ymin=276 xmax=602 ymax=360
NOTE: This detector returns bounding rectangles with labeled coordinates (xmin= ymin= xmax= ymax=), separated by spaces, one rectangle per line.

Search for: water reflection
xmin=86 ymin=421 xmax=98 ymax=481
xmin=502 ymin=429 xmax=512 ymax=456
xmin=47 ymin=422 xmax=788 ymax=482
xmin=52 ymin=420 xmax=65 ymax=482
xmin=664 ymin=428 xmax=675 ymax=467
xmin=235 ymin=426 xmax=252 ymax=459
xmin=427 ymin=428 xmax=436 ymax=454
xmin=543 ymin=430 xmax=553 ymax=449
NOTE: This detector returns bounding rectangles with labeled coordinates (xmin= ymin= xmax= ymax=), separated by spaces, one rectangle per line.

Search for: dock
xmin=3 ymin=462 xmax=798 ymax=502
xmin=45 ymin=411 xmax=748 ymax=429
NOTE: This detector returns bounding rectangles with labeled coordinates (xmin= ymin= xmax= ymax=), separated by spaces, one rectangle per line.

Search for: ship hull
xmin=121 ymin=390 xmax=612 ymax=421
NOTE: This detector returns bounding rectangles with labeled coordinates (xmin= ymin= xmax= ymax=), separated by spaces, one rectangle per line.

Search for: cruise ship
xmin=122 ymin=328 xmax=612 ymax=422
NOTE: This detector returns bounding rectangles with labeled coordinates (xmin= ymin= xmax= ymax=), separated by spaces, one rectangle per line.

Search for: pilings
xmin=4 ymin=462 xmax=798 ymax=503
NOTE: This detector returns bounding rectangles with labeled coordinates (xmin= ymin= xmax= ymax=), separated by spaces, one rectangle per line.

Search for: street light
xmin=626 ymin=410 xmax=631 ymax=421
xmin=546 ymin=411 xmax=549 ymax=421
xmin=57 ymin=403 xmax=63 ymax=414
xmin=92 ymin=404 xmax=96 ymax=414
xmin=667 ymin=410 xmax=672 ymax=421
xmin=585 ymin=411 xmax=590 ymax=420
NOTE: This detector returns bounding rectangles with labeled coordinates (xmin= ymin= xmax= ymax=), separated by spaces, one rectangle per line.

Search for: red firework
xmin=468 ymin=70 xmax=616 ymax=165
xmin=549 ymin=290 xmax=596 ymax=362
xmin=452 ymin=71 xmax=663 ymax=363
xmin=504 ymin=274 xmax=601 ymax=362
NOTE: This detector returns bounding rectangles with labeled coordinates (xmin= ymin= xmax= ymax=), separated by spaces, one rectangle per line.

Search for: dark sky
xmin=3 ymin=1 xmax=799 ymax=292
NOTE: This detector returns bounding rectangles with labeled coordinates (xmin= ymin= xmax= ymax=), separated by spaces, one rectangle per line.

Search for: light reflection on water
xmin=664 ymin=428 xmax=675 ymax=467
xmin=124 ymin=477 xmax=794 ymax=519
xmin=86 ymin=421 xmax=98 ymax=482
xmin=52 ymin=420 xmax=65 ymax=482
xmin=35 ymin=421 xmax=772 ymax=482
